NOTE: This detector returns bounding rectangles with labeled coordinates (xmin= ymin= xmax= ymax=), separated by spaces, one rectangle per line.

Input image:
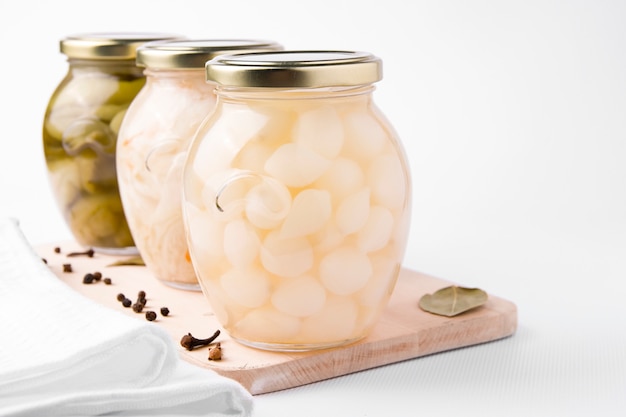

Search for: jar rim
xmin=60 ymin=32 xmax=184 ymax=60
xmin=136 ymin=39 xmax=283 ymax=69
xmin=205 ymin=50 xmax=383 ymax=88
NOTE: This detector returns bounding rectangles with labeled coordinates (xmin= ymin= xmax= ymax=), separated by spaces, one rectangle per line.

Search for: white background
xmin=1 ymin=1 xmax=625 ymax=416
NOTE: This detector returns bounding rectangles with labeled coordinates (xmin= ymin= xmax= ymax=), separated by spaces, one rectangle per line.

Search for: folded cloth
xmin=0 ymin=218 xmax=253 ymax=417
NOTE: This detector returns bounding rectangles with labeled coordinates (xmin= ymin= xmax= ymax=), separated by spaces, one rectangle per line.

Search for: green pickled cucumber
xmin=47 ymin=159 xmax=82 ymax=208
xmin=76 ymin=152 xmax=118 ymax=194
xmin=106 ymin=78 xmax=145 ymax=105
xmin=62 ymin=118 xmax=116 ymax=155
xmin=66 ymin=192 xmax=134 ymax=248
xmin=96 ymin=104 xmax=128 ymax=123
xmin=109 ymin=109 xmax=127 ymax=136
xmin=50 ymin=76 xmax=120 ymax=109
xmin=44 ymin=104 xmax=91 ymax=141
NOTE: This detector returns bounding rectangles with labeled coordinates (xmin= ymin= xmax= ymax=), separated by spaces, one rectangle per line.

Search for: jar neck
xmin=144 ymin=67 xmax=206 ymax=80
xmin=142 ymin=68 xmax=215 ymax=93
xmin=67 ymin=58 xmax=144 ymax=77
xmin=215 ymin=84 xmax=376 ymax=101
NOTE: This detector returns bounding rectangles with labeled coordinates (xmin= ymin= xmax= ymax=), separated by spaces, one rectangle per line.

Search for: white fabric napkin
xmin=0 ymin=217 xmax=254 ymax=417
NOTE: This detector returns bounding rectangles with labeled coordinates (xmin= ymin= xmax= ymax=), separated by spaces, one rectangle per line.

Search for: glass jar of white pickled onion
xmin=182 ymin=51 xmax=412 ymax=351
xmin=116 ymin=40 xmax=282 ymax=290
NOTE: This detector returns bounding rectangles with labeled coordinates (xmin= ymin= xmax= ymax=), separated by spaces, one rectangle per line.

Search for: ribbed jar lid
xmin=136 ymin=39 xmax=283 ymax=69
xmin=205 ymin=50 xmax=383 ymax=88
xmin=60 ymin=32 xmax=183 ymax=60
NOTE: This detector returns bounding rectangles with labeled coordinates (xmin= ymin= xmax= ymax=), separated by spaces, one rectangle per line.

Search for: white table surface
xmin=2 ymin=1 xmax=625 ymax=416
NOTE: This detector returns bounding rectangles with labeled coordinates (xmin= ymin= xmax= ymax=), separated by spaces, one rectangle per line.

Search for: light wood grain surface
xmin=37 ymin=242 xmax=517 ymax=395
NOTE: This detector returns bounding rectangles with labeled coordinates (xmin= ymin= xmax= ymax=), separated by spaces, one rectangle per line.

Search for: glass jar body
xmin=182 ymin=86 xmax=412 ymax=351
xmin=116 ymin=69 xmax=217 ymax=290
xmin=43 ymin=59 xmax=144 ymax=254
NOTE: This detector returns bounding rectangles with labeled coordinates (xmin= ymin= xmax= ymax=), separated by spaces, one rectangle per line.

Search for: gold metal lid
xmin=205 ymin=50 xmax=383 ymax=88
xmin=136 ymin=39 xmax=283 ymax=69
xmin=60 ymin=32 xmax=183 ymax=60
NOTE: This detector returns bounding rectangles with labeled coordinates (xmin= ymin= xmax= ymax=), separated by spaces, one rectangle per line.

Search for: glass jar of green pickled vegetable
xmin=43 ymin=32 xmax=182 ymax=254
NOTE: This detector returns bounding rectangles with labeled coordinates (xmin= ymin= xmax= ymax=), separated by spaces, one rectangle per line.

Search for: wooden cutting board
xmin=36 ymin=242 xmax=517 ymax=395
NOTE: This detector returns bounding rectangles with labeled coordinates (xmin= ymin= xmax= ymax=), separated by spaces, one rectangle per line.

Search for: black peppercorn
xmin=83 ymin=273 xmax=95 ymax=284
xmin=132 ymin=303 xmax=144 ymax=313
xmin=54 ymin=247 xmax=61 ymax=254
xmin=122 ymin=298 xmax=132 ymax=308
xmin=116 ymin=293 xmax=125 ymax=302
xmin=135 ymin=291 xmax=146 ymax=306
xmin=93 ymin=271 xmax=102 ymax=281
xmin=145 ymin=311 xmax=157 ymax=321
xmin=160 ymin=307 xmax=170 ymax=316
xmin=103 ymin=277 xmax=112 ymax=285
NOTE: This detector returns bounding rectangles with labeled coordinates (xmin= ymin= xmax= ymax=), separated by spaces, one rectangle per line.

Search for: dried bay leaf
xmin=419 ymin=286 xmax=488 ymax=317
xmin=107 ymin=256 xmax=145 ymax=267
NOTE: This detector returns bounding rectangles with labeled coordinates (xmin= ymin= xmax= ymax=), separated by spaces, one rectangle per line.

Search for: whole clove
xmin=67 ymin=248 xmax=95 ymax=258
xmin=62 ymin=263 xmax=73 ymax=273
xmin=180 ymin=330 xmax=221 ymax=351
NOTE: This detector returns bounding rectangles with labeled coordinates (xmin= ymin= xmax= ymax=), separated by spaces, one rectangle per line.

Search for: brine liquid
xmin=117 ymin=70 xmax=216 ymax=288
xmin=183 ymin=90 xmax=411 ymax=350
xmin=43 ymin=62 xmax=144 ymax=252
